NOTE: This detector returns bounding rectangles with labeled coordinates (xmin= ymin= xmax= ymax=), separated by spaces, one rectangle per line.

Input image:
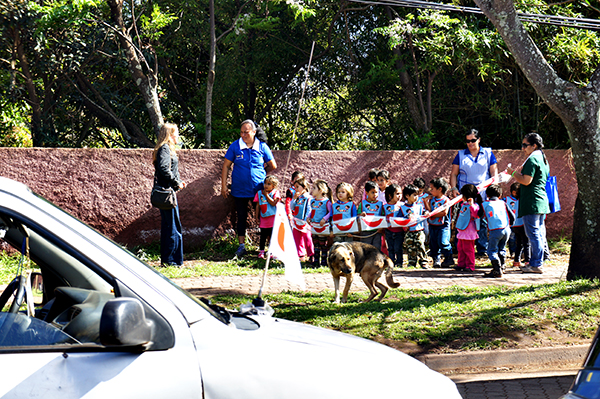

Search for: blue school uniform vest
xmin=428 ymin=196 xmax=449 ymax=226
xmin=399 ymin=203 xmax=425 ymax=232
xmin=309 ymin=198 xmax=330 ymax=223
xmin=361 ymin=199 xmax=384 ymax=216
xmin=384 ymin=203 xmax=400 ymax=218
xmin=504 ymin=195 xmax=523 ymax=227
xmin=292 ymin=194 xmax=310 ymax=220
xmin=456 ymin=202 xmax=480 ymax=231
xmin=482 ymin=199 xmax=510 ymax=230
xmin=258 ymin=191 xmax=277 ymax=218
xmin=332 ymin=201 xmax=355 ymax=221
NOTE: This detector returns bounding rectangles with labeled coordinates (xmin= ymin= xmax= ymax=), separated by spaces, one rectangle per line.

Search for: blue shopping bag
xmin=545 ymin=175 xmax=561 ymax=213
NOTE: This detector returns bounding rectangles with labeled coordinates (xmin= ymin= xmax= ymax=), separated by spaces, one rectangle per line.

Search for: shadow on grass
xmin=210 ymin=279 xmax=600 ymax=353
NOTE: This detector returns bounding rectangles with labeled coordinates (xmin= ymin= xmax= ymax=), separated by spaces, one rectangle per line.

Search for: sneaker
xmin=441 ymin=257 xmax=455 ymax=267
xmin=521 ymin=265 xmax=543 ymax=274
xmin=234 ymin=245 xmax=247 ymax=258
xmin=513 ymin=261 xmax=521 ymax=268
xmin=420 ymin=263 xmax=431 ymax=269
xmin=484 ymin=270 xmax=503 ymax=278
xmin=258 ymin=250 xmax=265 ymax=259
xmin=433 ymin=257 xmax=442 ymax=268
xmin=453 ymin=265 xmax=466 ymax=271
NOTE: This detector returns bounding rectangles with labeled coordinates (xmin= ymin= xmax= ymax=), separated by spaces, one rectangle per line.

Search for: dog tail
xmin=385 ymin=258 xmax=400 ymax=288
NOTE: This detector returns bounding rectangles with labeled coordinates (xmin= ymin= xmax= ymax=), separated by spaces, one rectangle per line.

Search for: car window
xmin=0 ymin=212 xmax=115 ymax=350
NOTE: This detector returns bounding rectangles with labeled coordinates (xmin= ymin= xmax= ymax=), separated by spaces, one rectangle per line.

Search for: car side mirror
xmin=100 ymin=298 xmax=152 ymax=349
xmin=29 ymin=272 xmax=44 ymax=306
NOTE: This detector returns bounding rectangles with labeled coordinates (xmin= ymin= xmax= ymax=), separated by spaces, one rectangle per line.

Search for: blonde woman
xmin=153 ymin=123 xmax=186 ymax=267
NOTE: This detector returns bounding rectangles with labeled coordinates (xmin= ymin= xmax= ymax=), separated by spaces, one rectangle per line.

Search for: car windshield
xmin=4 ymin=191 xmax=231 ymax=326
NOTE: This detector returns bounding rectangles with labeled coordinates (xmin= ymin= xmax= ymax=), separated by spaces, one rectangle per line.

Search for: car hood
xmin=191 ymin=314 xmax=461 ymax=399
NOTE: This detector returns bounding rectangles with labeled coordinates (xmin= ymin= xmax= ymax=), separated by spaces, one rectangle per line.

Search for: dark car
xmin=561 ymin=327 xmax=600 ymax=398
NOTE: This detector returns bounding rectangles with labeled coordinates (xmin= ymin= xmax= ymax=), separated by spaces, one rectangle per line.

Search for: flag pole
xmin=253 ymin=250 xmax=272 ymax=307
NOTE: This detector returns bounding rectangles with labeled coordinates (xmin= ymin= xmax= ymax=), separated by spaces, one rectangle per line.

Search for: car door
xmin=0 ymin=194 xmax=204 ymax=398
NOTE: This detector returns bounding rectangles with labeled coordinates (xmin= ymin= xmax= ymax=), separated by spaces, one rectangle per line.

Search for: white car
xmin=0 ymin=176 xmax=461 ymax=398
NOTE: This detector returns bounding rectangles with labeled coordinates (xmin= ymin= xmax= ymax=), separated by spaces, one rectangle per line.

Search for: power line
xmin=348 ymin=0 xmax=600 ymax=31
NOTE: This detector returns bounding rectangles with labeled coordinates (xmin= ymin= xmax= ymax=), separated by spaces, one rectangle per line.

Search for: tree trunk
xmin=205 ymin=0 xmax=216 ymax=149
xmin=473 ymin=0 xmax=600 ymax=278
xmin=12 ymin=27 xmax=43 ymax=146
xmin=107 ymin=0 xmax=163 ymax=140
xmin=75 ymin=73 xmax=154 ymax=148
xmin=384 ymin=6 xmax=427 ymax=134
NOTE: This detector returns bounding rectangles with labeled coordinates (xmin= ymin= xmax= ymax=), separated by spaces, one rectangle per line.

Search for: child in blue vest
xmin=413 ymin=177 xmax=430 ymax=243
xmin=291 ymin=177 xmax=314 ymax=262
xmin=397 ymin=184 xmax=429 ymax=268
xmin=482 ymin=184 xmax=515 ymax=278
xmin=427 ymin=177 xmax=454 ymax=268
xmin=308 ymin=179 xmax=333 ymax=267
xmin=285 ymin=171 xmax=304 ymax=221
xmin=253 ymin=175 xmax=281 ymax=259
xmin=455 ymin=184 xmax=483 ymax=272
xmin=332 ymin=182 xmax=357 ymax=243
xmin=384 ymin=184 xmax=404 ymax=267
xmin=358 ymin=181 xmax=384 ymax=251
xmin=504 ymin=182 xmax=530 ymax=267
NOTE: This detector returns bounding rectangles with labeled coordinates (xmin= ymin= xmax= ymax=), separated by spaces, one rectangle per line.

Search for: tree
xmin=379 ymin=9 xmax=511 ymax=136
xmin=472 ymin=0 xmax=600 ymax=279
xmin=205 ymin=0 xmax=251 ymax=148
xmin=106 ymin=0 xmax=176 ymax=143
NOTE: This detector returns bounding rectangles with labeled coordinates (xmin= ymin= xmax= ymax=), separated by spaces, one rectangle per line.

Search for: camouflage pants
xmin=405 ymin=230 xmax=428 ymax=267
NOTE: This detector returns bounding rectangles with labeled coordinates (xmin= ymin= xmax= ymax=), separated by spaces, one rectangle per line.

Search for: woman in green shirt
xmin=506 ymin=133 xmax=550 ymax=273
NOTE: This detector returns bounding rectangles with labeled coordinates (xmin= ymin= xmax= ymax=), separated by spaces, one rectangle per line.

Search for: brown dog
xmin=327 ymin=242 xmax=400 ymax=303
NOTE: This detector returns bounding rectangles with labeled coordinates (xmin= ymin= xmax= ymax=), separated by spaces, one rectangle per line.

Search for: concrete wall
xmin=0 ymin=148 xmax=575 ymax=249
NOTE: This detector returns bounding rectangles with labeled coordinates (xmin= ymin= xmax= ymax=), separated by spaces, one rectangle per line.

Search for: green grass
xmin=136 ymin=234 xmax=331 ymax=279
xmin=209 ymin=280 xmax=600 ymax=353
xmin=4 ymin=236 xmax=596 ymax=355
xmin=0 ymin=251 xmax=38 ymax=284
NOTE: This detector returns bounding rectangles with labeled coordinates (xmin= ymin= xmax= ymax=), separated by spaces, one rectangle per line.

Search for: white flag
xmin=359 ymin=215 xmax=388 ymax=231
xmin=309 ymin=221 xmax=331 ymax=236
xmin=332 ymin=217 xmax=360 ymax=235
xmin=269 ymin=204 xmax=305 ymax=290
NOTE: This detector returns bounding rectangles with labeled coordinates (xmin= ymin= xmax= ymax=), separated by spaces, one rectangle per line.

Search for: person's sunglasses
xmin=466 ymin=139 xmax=478 ymax=143
xmin=521 ymin=143 xmax=532 ymax=148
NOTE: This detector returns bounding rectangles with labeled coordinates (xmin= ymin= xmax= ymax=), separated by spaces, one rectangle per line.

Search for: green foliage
xmin=0 ymin=92 xmax=32 ymax=147
xmin=140 ymin=4 xmax=178 ymax=41
xmin=30 ymin=0 xmax=100 ymax=30
xmin=1 ymin=0 xmax=595 ymax=150
xmin=0 ymin=251 xmax=39 ymax=284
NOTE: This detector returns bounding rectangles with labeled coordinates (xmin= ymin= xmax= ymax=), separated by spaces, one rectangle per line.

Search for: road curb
xmin=418 ymin=345 xmax=589 ymax=374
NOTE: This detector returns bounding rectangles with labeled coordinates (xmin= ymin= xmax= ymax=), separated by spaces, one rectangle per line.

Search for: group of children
xmin=253 ymin=168 xmax=529 ymax=278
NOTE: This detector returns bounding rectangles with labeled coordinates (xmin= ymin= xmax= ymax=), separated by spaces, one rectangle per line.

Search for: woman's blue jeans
xmin=522 ymin=214 xmax=546 ymax=268
xmin=160 ymin=205 xmax=183 ymax=266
